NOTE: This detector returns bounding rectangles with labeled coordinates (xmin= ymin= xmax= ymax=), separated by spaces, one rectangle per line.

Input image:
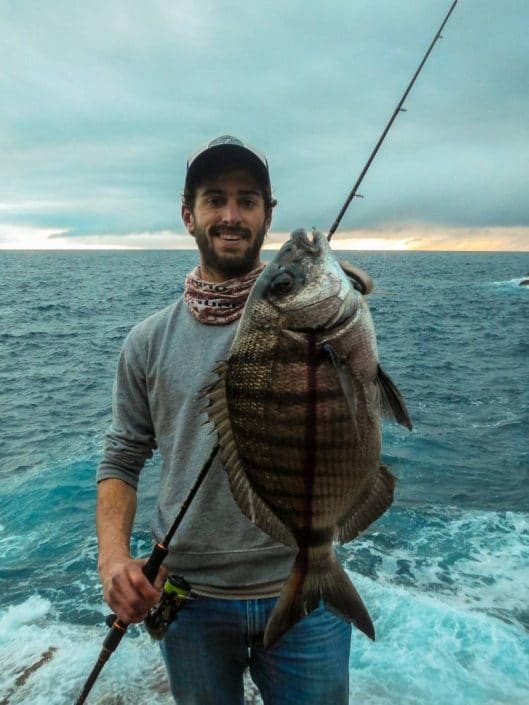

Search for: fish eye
xmin=269 ymin=270 xmax=296 ymax=296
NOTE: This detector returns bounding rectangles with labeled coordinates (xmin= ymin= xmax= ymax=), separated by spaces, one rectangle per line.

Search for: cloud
xmin=1 ymin=1 xmax=528 ymax=248
xmin=0 ymin=224 xmax=75 ymax=250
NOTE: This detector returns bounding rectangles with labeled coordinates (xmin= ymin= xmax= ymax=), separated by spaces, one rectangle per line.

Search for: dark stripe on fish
xmin=293 ymin=527 xmax=334 ymax=547
xmin=226 ymin=386 xmax=347 ymax=406
xmin=233 ymin=423 xmax=346 ymax=451
xmin=303 ymin=333 xmax=318 ymax=538
xmin=230 ymin=347 xmax=327 ymax=366
xmin=246 ymin=475 xmax=350 ymax=504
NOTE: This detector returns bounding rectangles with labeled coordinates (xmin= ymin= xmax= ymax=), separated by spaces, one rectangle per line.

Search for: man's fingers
xmin=152 ymin=564 xmax=169 ymax=592
xmin=103 ymin=558 xmax=163 ymax=623
xmin=127 ymin=562 xmax=161 ymax=602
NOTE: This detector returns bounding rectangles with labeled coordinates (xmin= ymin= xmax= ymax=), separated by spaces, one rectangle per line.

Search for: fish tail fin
xmin=321 ymin=558 xmax=375 ymax=641
xmin=263 ymin=552 xmax=374 ymax=649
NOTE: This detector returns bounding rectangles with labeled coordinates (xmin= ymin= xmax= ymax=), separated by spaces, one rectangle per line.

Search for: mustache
xmin=210 ymin=225 xmax=251 ymax=238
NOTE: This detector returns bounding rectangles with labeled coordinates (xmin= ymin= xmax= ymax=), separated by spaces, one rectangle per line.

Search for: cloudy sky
xmin=1 ymin=0 xmax=528 ymax=251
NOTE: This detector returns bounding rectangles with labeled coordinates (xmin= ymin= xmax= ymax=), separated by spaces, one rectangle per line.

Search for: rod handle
xmin=142 ymin=542 xmax=168 ymax=582
xmin=102 ymin=618 xmax=128 ymax=652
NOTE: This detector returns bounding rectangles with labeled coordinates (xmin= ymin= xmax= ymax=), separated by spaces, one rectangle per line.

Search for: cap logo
xmin=208 ymin=135 xmax=245 ymax=148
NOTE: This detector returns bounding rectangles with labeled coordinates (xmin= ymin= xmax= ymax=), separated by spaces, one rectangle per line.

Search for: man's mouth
xmin=211 ymin=227 xmax=249 ymax=241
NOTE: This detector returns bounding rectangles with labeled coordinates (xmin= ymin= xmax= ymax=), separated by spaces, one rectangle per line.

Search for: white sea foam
xmin=0 ymin=597 xmax=263 ymax=705
xmin=0 ymin=596 xmax=52 ymax=638
xmin=492 ymin=277 xmax=529 ymax=289
xmin=2 ymin=556 xmax=528 ymax=705
xmin=347 ymin=507 xmax=529 ymax=624
xmin=346 ymin=572 xmax=529 ymax=705
xmin=0 ymin=598 xmax=173 ymax=705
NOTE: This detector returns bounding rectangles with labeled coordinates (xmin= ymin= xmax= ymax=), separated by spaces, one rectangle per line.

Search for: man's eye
xmin=207 ymin=197 xmax=223 ymax=207
xmin=240 ymin=199 xmax=257 ymax=208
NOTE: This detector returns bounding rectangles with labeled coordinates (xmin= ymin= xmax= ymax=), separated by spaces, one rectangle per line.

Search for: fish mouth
xmin=291 ymin=228 xmax=322 ymax=255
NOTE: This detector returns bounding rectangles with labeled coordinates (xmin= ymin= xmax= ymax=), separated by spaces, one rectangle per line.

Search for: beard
xmin=193 ymin=223 xmax=267 ymax=279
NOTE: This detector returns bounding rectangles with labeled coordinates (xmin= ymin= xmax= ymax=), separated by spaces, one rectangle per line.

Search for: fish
xmin=205 ymin=228 xmax=412 ymax=648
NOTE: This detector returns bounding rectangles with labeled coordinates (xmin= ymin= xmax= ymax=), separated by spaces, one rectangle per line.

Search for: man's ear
xmin=182 ymin=205 xmax=195 ymax=234
xmin=264 ymin=209 xmax=274 ymax=233
xmin=264 ymin=198 xmax=277 ymax=233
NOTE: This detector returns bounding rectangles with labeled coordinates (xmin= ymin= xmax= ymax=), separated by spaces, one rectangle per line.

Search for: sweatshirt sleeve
xmin=96 ymin=329 xmax=157 ymax=489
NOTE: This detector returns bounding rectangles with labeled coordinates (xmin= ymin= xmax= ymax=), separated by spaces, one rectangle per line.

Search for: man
xmin=96 ymin=135 xmax=352 ymax=705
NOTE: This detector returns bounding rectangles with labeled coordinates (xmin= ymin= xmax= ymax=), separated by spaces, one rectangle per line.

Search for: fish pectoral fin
xmin=339 ymin=260 xmax=374 ymax=295
xmin=375 ymin=364 xmax=412 ymax=430
xmin=337 ymin=465 xmax=396 ymax=543
xmin=323 ymin=343 xmax=357 ymax=422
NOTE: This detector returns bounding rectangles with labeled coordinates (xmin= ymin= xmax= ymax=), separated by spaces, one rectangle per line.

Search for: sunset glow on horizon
xmin=1 ymin=224 xmax=528 ymax=253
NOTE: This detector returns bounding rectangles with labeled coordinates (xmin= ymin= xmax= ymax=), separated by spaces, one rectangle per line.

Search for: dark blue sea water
xmin=1 ymin=249 xmax=528 ymax=705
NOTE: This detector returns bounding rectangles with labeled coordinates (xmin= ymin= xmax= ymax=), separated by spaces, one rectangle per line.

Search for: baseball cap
xmin=184 ymin=135 xmax=272 ymax=199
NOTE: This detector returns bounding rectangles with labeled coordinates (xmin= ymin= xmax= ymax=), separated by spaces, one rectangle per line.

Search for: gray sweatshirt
xmin=97 ymin=298 xmax=295 ymax=589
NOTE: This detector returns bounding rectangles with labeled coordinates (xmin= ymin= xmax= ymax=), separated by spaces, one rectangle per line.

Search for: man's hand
xmin=96 ymin=478 xmax=168 ymax=623
xmin=100 ymin=556 xmax=168 ymax=624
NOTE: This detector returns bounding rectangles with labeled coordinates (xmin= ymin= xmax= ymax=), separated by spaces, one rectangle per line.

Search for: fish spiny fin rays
xmin=204 ymin=362 xmax=297 ymax=548
xmin=263 ymin=551 xmax=375 ymax=648
xmin=375 ymin=365 xmax=413 ymax=430
xmin=322 ymin=343 xmax=357 ymax=424
xmin=337 ymin=465 xmax=396 ymax=543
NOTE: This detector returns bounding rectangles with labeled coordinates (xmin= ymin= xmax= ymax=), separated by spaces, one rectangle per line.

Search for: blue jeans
xmin=160 ymin=594 xmax=352 ymax=705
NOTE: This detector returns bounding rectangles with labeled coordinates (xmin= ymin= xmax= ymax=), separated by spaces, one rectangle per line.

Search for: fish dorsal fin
xmin=204 ymin=362 xmax=297 ymax=548
xmin=375 ymin=365 xmax=412 ymax=430
xmin=337 ymin=465 xmax=396 ymax=543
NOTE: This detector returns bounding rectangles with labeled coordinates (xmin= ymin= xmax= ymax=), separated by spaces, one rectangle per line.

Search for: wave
xmin=1 ymin=570 xmax=528 ymax=705
xmin=346 ymin=572 xmax=529 ymax=705
xmin=341 ymin=506 xmax=529 ymax=631
xmin=492 ymin=277 xmax=529 ymax=289
xmin=0 ymin=597 xmax=173 ymax=705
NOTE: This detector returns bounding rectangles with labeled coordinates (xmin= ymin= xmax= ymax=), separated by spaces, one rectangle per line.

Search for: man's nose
xmin=219 ymin=200 xmax=242 ymax=225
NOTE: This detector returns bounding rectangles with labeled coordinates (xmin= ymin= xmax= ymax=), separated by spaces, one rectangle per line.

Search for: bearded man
xmin=96 ymin=135 xmax=352 ymax=705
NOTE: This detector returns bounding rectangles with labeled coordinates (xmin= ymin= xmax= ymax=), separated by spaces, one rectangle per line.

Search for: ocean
xmin=1 ymin=249 xmax=528 ymax=705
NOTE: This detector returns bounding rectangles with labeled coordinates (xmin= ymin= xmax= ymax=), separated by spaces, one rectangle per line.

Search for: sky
xmin=1 ymin=0 xmax=528 ymax=251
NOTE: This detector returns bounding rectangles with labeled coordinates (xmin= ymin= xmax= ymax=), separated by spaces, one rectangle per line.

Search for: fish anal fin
xmin=204 ymin=362 xmax=297 ymax=549
xmin=376 ymin=364 xmax=412 ymax=430
xmin=337 ymin=465 xmax=396 ymax=543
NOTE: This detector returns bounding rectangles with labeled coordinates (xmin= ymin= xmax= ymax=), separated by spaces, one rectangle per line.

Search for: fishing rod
xmin=327 ymin=0 xmax=458 ymax=241
xmin=74 ymin=443 xmax=219 ymax=705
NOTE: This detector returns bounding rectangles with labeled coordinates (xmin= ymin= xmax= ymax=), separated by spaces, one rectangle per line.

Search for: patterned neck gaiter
xmin=183 ymin=263 xmax=266 ymax=325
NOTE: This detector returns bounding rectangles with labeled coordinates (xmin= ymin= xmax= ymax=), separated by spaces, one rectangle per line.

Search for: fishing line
xmin=327 ymin=0 xmax=458 ymax=242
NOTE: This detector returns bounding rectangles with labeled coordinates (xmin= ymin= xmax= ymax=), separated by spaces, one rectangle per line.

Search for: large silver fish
xmin=205 ymin=228 xmax=412 ymax=648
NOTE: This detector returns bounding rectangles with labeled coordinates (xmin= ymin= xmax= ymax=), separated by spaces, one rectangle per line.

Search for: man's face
xmin=182 ymin=169 xmax=271 ymax=282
